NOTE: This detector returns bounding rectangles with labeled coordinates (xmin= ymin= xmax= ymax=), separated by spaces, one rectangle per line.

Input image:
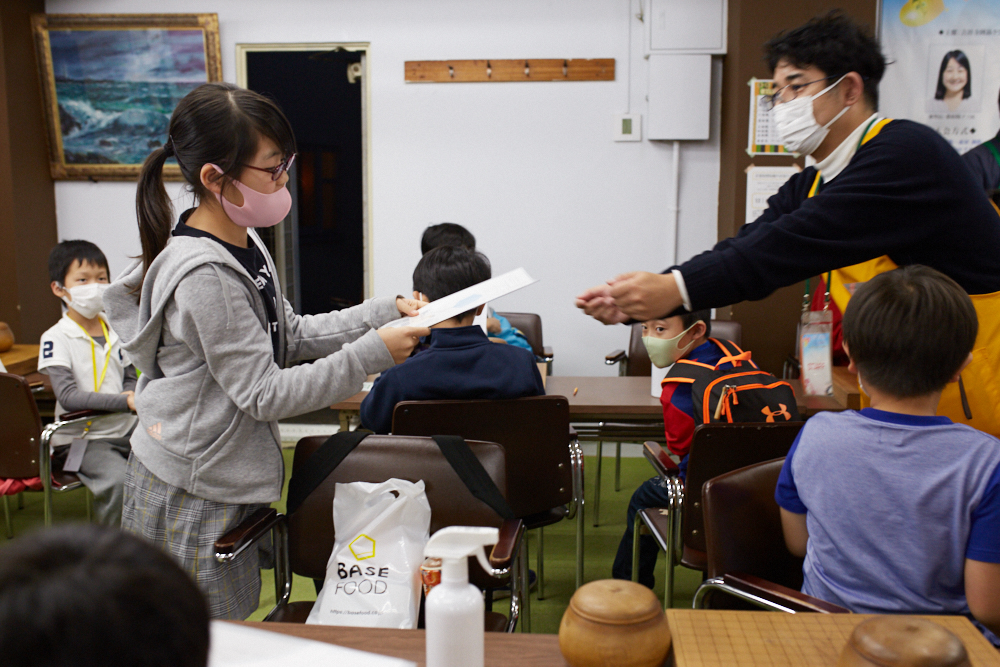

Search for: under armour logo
xmin=761 ymin=404 xmax=792 ymax=422
xmin=147 ymin=422 xmax=163 ymax=441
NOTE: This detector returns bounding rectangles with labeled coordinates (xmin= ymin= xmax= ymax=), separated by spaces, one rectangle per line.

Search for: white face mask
xmin=773 ymin=75 xmax=850 ymax=156
xmin=61 ymin=283 xmax=109 ymax=319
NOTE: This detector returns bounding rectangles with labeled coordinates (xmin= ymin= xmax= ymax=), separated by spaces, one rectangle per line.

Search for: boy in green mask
xmin=612 ymin=309 xmax=723 ymax=587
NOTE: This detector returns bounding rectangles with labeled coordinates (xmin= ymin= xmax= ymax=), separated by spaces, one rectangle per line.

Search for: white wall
xmin=46 ymin=0 xmax=721 ymax=376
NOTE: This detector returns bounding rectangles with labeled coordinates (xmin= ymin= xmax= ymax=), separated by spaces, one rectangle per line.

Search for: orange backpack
xmin=663 ymin=338 xmax=801 ymax=425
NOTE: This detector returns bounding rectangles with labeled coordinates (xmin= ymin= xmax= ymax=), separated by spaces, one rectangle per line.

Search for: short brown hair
xmin=842 ymin=265 xmax=977 ymax=397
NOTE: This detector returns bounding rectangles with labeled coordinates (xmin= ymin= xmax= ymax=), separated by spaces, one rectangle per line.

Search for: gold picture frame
xmin=31 ymin=13 xmax=222 ymax=180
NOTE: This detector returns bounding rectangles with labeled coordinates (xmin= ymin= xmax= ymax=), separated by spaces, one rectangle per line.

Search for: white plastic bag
xmin=306 ymin=478 xmax=432 ymax=629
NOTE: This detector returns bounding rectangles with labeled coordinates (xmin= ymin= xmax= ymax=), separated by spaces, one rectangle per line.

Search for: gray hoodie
xmin=105 ymin=231 xmax=399 ymax=504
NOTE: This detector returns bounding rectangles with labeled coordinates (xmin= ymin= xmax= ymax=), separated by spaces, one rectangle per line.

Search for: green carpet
xmin=0 ymin=450 xmax=702 ymax=635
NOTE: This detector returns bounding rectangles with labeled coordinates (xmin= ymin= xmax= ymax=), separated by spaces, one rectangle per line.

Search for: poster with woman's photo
xmin=881 ymin=0 xmax=1000 ymax=154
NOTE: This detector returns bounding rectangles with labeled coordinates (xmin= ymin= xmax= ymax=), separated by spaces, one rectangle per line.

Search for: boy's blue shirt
xmin=775 ymin=407 xmax=1000 ymax=619
xmin=360 ymin=325 xmax=546 ymax=434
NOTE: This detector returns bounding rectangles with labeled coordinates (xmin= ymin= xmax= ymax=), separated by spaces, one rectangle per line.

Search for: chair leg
xmin=614 ymin=442 xmax=622 ymax=491
xmin=2 ymin=496 xmax=12 ymax=539
xmin=43 ymin=483 xmax=53 ymax=528
xmin=536 ymin=527 xmax=545 ymax=600
xmin=519 ymin=540 xmax=531 ymax=633
xmin=631 ymin=511 xmax=643 ymax=582
xmin=593 ymin=441 xmax=602 ymax=527
xmin=17 ymin=492 xmax=24 ymax=510
xmin=84 ymin=488 xmax=93 ymax=523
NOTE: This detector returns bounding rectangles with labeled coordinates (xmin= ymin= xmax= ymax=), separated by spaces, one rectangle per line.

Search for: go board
xmin=666 ymin=610 xmax=1000 ymax=666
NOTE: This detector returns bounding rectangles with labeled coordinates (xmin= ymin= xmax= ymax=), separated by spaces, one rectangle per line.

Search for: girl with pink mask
xmin=105 ymin=83 xmax=428 ymax=619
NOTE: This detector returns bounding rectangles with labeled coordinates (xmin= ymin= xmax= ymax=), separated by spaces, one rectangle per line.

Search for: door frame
xmin=235 ymin=42 xmax=374 ymax=301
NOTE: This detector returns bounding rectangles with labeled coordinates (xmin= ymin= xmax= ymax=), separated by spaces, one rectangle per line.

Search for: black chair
xmin=214 ymin=434 xmax=524 ymax=631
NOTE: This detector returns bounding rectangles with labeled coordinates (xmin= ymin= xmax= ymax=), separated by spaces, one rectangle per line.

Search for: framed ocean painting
xmin=31 ymin=14 xmax=221 ymax=180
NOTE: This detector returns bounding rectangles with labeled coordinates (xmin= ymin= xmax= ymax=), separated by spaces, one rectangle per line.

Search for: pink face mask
xmin=210 ymin=165 xmax=292 ymax=228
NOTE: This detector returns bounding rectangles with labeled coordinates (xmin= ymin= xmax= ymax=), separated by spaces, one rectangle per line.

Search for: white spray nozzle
xmin=424 ymin=526 xmax=499 ymax=577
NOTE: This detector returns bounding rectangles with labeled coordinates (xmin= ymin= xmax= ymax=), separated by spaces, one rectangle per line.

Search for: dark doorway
xmin=245 ymin=49 xmax=365 ymax=315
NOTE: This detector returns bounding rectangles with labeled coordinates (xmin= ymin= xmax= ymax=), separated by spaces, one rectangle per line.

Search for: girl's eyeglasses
xmin=243 ymin=153 xmax=296 ymax=181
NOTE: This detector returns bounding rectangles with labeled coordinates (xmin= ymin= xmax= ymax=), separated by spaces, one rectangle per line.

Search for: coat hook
xmin=563 ymin=59 xmax=569 ymax=77
xmin=448 ymin=64 xmax=455 ymax=78
xmin=524 ymin=60 xmax=530 ymax=77
xmin=487 ymin=60 xmax=492 ymax=78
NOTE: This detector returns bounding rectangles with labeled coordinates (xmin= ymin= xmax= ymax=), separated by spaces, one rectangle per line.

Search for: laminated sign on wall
xmin=881 ymin=0 xmax=1000 ymax=153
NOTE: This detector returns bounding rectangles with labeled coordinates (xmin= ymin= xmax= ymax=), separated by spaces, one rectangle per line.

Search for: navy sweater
xmin=360 ymin=326 xmax=546 ymax=434
xmin=674 ymin=120 xmax=1000 ymax=310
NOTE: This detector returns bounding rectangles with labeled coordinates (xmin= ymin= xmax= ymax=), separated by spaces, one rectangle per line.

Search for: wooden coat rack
xmin=405 ymin=58 xmax=614 ymax=83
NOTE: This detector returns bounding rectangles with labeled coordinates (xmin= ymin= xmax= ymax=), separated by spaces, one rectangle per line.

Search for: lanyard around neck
xmin=70 ymin=316 xmax=111 ymax=392
xmin=802 ymin=118 xmax=881 ymax=312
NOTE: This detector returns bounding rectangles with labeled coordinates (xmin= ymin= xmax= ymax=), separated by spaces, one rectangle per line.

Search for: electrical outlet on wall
xmin=614 ymin=113 xmax=641 ymax=142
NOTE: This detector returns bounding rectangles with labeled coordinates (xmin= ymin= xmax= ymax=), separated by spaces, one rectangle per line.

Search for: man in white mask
xmin=37 ymin=240 xmax=137 ymax=525
xmin=578 ymin=11 xmax=1000 ymax=438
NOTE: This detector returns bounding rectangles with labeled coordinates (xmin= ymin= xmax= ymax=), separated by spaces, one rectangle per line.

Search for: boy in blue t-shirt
xmin=776 ymin=265 xmax=1000 ymax=641
xmin=360 ymin=246 xmax=545 ymax=434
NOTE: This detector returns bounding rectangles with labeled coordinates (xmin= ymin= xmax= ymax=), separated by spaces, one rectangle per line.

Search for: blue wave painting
xmin=49 ymin=29 xmax=207 ymax=165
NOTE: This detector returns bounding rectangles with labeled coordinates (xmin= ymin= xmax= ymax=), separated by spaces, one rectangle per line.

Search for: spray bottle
xmin=423 ymin=526 xmax=500 ymax=667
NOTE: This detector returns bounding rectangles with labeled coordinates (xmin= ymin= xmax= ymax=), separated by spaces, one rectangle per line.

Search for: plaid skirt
xmin=121 ymin=453 xmax=271 ymax=620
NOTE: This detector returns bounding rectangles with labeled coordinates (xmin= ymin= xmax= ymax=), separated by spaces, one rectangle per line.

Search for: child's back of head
xmin=412 ymin=245 xmax=491 ymax=320
xmin=842 ymin=265 xmax=978 ymax=399
xmin=0 ymin=524 xmax=209 ymax=667
xmin=420 ymin=223 xmax=476 ymax=255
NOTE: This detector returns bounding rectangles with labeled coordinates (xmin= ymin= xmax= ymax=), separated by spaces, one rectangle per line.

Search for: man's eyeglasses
xmin=244 ymin=153 xmax=296 ymax=181
xmin=761 ymin=75 xmax=841 ymax=111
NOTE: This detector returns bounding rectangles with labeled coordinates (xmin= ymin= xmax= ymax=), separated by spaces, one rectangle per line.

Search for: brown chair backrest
xmin=286 ymin=435 xmax=508 ymax=583
xmin=683 ymin=422 xmax=803 ymax=553
xmin=495 ymin=312 xmax=543 ymax=357
xmin=703 ymin=458 xmax=803 ymax=590
xmin=625 ymin=320 xmax=742 ymax=377
xmin=710 ymin=320 xmax=742 ymax=347
xmin=0 ymin=373 xmax=44 ymax=479
xmin=391 ymin=396 xmax=572 ymax=519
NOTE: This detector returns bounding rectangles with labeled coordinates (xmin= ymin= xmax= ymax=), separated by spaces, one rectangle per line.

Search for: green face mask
xmin=643 ymin=323 xmax=698 ymax=368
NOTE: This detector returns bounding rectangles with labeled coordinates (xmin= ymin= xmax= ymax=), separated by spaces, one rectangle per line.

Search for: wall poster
xmin=880 ymin=0 xmax=1000 ymax=154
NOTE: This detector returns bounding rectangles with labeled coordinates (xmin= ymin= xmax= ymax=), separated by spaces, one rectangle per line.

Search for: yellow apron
xmin=808 ymin=118 xmax=1000 ymax=437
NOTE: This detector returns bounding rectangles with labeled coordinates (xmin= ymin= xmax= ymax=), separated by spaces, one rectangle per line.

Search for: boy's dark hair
xmin=680 ymin=309 xmax=712 ymax=337
xmin=420 ymin=223 xmax=476 ymax=255
xmin=842 ymin=265 xmax=977 ymax=398
xmin=136 ymin=82 xmax=297 ymax=295
xmin=0 ymin=524 xmax=209 ymax=667
xmin=934 ymin=50 xmax=972 ymax=101
xmin=764 ymin=11 xmax=887 ymax=109
xmin=48 ymin=240 xmax=109 ymax=284
xmin=412 ymin=245 xmax=491 ymax=319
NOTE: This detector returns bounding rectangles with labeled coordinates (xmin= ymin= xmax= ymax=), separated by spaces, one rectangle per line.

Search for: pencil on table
xmin=573 ymin=387 xmax=579 ymax=396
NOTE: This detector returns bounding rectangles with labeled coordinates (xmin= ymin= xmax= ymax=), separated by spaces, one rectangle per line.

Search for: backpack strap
xmin=431 ymin=435 xmax=514 ymax=520
xmin=285 ymin=431 xmax=514 ymax=521
xmin=711 ymin=337 xmax=758 ymax=370
xmin=286 ymin=430 xmax=370 ymax=515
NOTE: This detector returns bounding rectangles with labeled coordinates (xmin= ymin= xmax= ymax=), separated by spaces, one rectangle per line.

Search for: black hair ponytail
xmin=134 ymin=145 xmax=174 ymax=295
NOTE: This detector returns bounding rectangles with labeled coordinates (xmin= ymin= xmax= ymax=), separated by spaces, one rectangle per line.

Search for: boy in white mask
xmin=38 ymin=240 xmax=137 ymax=525
xmin=611 ymin=309 xmax=719 ymax=587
